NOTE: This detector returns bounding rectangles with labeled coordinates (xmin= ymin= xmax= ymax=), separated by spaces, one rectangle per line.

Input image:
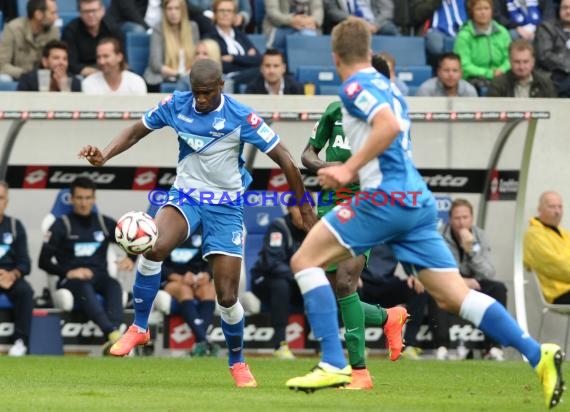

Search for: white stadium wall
xmin=0 ymin=93 xmax=569 ymax=348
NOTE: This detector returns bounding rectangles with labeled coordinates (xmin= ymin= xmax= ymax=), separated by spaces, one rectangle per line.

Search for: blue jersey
xmin=338 ymin=67 xmax=430 ymax=207
xmin=143 ymin=91 xmax=280 ymax=203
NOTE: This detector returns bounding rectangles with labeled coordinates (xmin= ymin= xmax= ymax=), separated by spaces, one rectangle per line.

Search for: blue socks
xmin=460 ymin=290 xmax=541 ymax=367
xmin=295 ymin=268 xmax=346 ymax=369
xmin=132 ymin=257 xmax=162 ymax=330
xmin=218 ymin=300 xmax=245 ymax=366
xmin=179 ymin=300 xmax=206 ymax=342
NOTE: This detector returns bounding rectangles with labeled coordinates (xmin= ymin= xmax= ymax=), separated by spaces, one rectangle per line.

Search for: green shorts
xmin=318 ymin=204 xmax=370 ymax=273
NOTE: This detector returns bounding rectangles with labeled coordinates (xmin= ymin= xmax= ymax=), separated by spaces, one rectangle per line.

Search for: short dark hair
xmin=77 ymin=0 xmax=102 ymax=8
xmin=509 ymin=39 xmax=534 ymax=57
xmin=97 ymin=37 xmax=127 ymax=71
xmin=70 ymin=177 xmax=96 ymax=195
xmin=449 ymin=198 xmax=473 ymax=217
xmin=371 ymin=53 xmax=391 ymax=78
xmin=42 ymin=40 xmax=68 ymax=58
xmin=262 ymin=48 xmax=285 ymax=64
xmin=437 ymin=52 xmax=461 ymax=69
xmin=27 ymin=0 xmax=48 ymax=19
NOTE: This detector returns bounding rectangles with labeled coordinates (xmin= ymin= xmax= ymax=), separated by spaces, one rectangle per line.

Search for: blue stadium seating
xmin=318 ymin=84 xmax=340 ymax=95
xmin=160 ymin=82 xmax=177 ymax=94
xmin=295 ymin=65 xmax=340 ymax=95
xmin=243 ymin=202 xmax=284 ymax=291
xmin=57 ymin=0 xmax=79 ymax=12
xmin=125 ymin=32 xmax=150 ymax=76
xmin=396 ymin=65 xmax=433 ymax=88
xmin=0 ymin=81 xmax=18 ymax=91
xmin=248 ymin=34 xmax=267 ymax=55
xmin=443 ymin=36 xmax=456 ymax=53
xmin=371 ymin=36 xmax=427 ymax=66
xmin=17 ymin=0 xmax=26 ymax=17
xmin=253 ymin=0 xmax=265 ymax=34
xmin=285 ymin=35 xmax=333 ymax=74
xmin=0 ymin=11 xmax=4 ymax=34
xmin=59 ymin=11 xmax=79 ymax=29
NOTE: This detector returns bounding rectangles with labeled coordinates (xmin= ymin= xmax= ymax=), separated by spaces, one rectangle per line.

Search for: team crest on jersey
xmin=344 ymin=81 xmax=362 ymax=98
xmin=232 ymin=231 xmax=243 ymax=245
xmin=354 ymin=90 xmax=378 ymax=114
xmin=212 ymin=117 xmax=226 ymax=130
xmin=336 ymin=206 xmax=356 ymax=223
xmin=247 ymin=113 xmax=262 ymax=128
xmin=2 ymin=232 xmax=13 ymax=245
xmin=93 ymin=231 xmax=105 ymax=242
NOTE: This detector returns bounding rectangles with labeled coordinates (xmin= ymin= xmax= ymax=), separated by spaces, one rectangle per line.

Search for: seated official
xmin=250 ymin=204 xmax=306 ymax=359
xmin=161 ymin=229 xmax=218 ymax=356
xmin=432 ymin=198 xmax=507 ymax=361
xmin=38 ymin=177 xmax=135 ymax=354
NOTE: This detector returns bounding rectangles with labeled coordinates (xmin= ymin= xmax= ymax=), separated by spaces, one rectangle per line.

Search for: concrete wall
xmin=0 ymin=92 xmax=569 ymax=347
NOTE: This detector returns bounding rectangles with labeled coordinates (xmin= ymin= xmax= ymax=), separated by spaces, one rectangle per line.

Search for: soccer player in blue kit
xmin=285 ymin=18 xmax=565 ymax=409
xmin=79 ymin=59 xmax=316 ymax=388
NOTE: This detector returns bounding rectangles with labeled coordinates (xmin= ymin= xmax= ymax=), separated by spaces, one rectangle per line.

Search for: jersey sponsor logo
xmin=256 ymin=123 xmax=275 ymax=143
xmin=23 ymin=166 xmax=49 ymax=188
xmin=354 ymin=90 xmax=378 ymax=114
xmin=336 ymin=206 xmax=355 ymax=223
xmin=331 ymin=135 xmax=351 ymax=150
xmin=2 ymin=233 xmax=13 ymax=245
xmin=93 ymin=231 xmax=105 ymax=242
xmin=74 ymin=242 xmax=101 ymax=257
xmin=247 ymin=113 xmax=262 ymax=128
xmin=269 ymin=232 xmax=283 ymax=247
xmin=170 ymin=248 xmax=199 ymax=264
xmin=132 ymin=168 xmax=158 ymax=190
xmin=212 ymin=117 xmax=226 ymax=130
xmin=176 ymin=113 xmax=194 ymax=124
xmin=344 ymin=81 xmax=362 ymax=98
xmin=178 ymin=132 xmax=215 ymax=151
xmin=232 ymin=231 xmax=243 ymax=246
xmin=0 ymin=245 xmax=9 ymax=259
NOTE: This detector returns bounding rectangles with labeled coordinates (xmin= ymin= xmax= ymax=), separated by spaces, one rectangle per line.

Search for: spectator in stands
xmin=62 ymin=0 xmax=123 ymax=78
xmin=161 ymin=230 xmax=219 ymax=357
xmin=194 ymin=38 xmax=222 ymax=65
xmin=107 ymin=0 xmax=213 ymax=36
xmin=323 ymin=0 xmax=400 ymax=36
xmin=82 ymin=37 xmax=147 ymax=94
xmin=375 ymin=51 xmax=409 ymax=95
xmin=245 ymin=48 xmax=304 ymax=94
xmin=205 ymin=0 xmax=262 ymax=92
xmin=454 ymin=0 xmax=511 ymax=95
xmin=17 ymin=40 xmax=81 ymax=92
xmin=0 ymin=181 xmax=34 ymax=357
xmin=143 ymin=0 xmax=199 ymax=92
xmin=189 ymin=0 xmax=252 ymax=29
xmin=38 ymin=177 xmax=135 ymax=355
xmin=358 ymin=244 xmax=427 ymax=360
xmin=425 ymin=0 xmax=468 ymax=63
xmin=416 ymin=52 xmax=479 ymax=96
xmin=493 ymin=0 xmax=555 ymax=40
xmin=534 ymin=0 xmax=570 ymax=97
xmin=524 ymin=191 xmax=570 ymax=304
xmin=487 ymin=39 xmax=557 ymax=97
xmin=263 ymin=0 xmax=323 ymax=54
xmin=0 ymin=0 xmax=59 ymax=81
xmin=250 ymin=204 xmax=306 ymax=359
xmin=432 ymin=198 xmax=507 ymax=361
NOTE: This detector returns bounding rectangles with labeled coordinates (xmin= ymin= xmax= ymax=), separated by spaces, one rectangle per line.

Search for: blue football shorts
xmin=160 ymin=187 xmax=244 ymax=259
xmin=322 ymin=192 xmax=457 ymax=272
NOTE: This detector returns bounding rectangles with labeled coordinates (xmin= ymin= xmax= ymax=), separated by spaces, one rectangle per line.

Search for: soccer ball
xmin=115 ymin=211 xmax=158 ymax=255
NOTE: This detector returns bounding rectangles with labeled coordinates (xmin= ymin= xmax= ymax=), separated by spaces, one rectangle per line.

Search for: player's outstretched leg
xmin=219 ymin=300 xmax=257 ymax=388
xmin=110 ymin=256 xmax=159 ymax=356
xmin=286 ymin=267 xmax=351 ymax=392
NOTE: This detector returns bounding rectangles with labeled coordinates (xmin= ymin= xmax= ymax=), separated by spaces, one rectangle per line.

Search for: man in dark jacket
xmin=250 ymin=204 xmax=306 ymax=359
xmin=245 ymin=49 xmax=304 ymax=95
xmin=487 ymin=39 xmax=557 ymax=97
xmin=534 ymin=0 xmax=570 ymax=97
xmin=0 ymin=181 xmax=34 ymax=356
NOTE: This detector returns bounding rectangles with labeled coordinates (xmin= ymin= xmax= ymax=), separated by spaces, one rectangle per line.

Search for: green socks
xmin=338 ymin=292 xmax=366 ymax=369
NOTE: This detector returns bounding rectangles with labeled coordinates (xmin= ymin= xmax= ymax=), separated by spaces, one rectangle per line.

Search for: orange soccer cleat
xmin=384 ymin=306 xmax=409 ymax=361
xmin=109 ymin=325 xmax=150 ymax=356
xmin=342 ymin=368 xmax=373 ymax=390
xmin=230 ymin=362 xmax=258 ymax=388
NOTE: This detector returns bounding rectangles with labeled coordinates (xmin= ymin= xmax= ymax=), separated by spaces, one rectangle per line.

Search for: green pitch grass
xmin=1 ymin=356 xmax=567 ymax=412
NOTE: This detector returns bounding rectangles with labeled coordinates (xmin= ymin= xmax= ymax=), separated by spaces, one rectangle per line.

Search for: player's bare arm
xmin=301 ymin=143 xmax=328 ymax=173
xmin=319 ymin=108 xmax=400 ymax=189
xmin=267 ymin=142 xmax=317 ymax=231
xmin=78 ymin=120 xmax=152 ymax=167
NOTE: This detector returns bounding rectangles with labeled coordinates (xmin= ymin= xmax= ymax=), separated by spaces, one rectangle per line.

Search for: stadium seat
xmin=285 ymin=35 xmax=332 ymax=74
xmin=0 ymin=11 xmax=4 ymax=35
xmin=396 ymin=65 xmax=433 ymax=89
xmin=529 ymin=269 xmax=570 ymax=351
xmin=371 ymin=36 xmax=427 ymax=66
xmin=443 ymin=36 xmax=456 ymax=53
xmin=243 ymin=201 xmax=284 ymax=291
xmin=248 ymin=34 xmax=267 ymax=55
xmin=295 ymin=65 xmax=340 ymax=94
xmin=160 ymin=82 xmax=177 ymax=94
xmin=17 ymin=0 xmax=26 ymax=17
xmin=125 ymin=32 xmax=150 ymax=76
xmin=0 ymin=81 xmax=18 ymax=91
